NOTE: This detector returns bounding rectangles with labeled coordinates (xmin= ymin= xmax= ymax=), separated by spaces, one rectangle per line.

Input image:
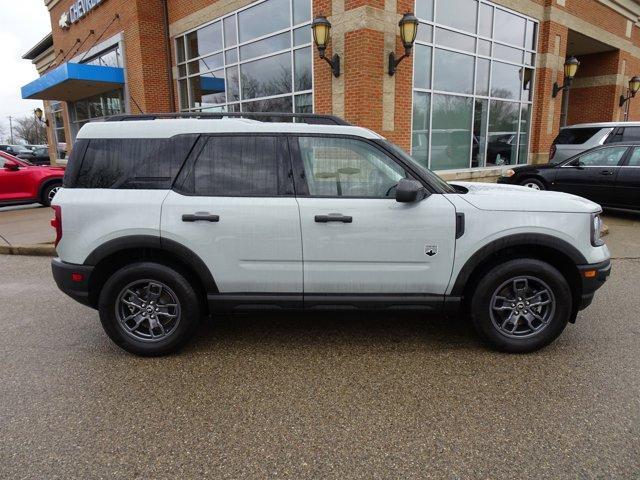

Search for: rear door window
xmin=176 ymin=135 xmax=292 ymax=196
xmin=553 ymin=128 xmax=601 ymax=145
xmin=71 ymin=135 xmax=198 ymax=189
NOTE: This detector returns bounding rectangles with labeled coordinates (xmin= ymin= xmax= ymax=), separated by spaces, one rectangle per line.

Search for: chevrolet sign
xmin=59 ymin=0 xmax=105 ymax=29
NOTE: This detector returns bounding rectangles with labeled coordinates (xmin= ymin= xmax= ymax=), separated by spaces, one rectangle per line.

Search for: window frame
xmin=411 ymin=0 xmax=538 ymax=171
xmin=174 ymin=0 xmax=313 ymax=115
xmin=172 ymin=133 xmax=296 ymax=198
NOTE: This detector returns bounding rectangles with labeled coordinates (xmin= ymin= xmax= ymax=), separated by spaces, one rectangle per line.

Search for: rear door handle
xmin=314 ymin=213 xmax=353 ymax=223
xmin=600 ymin=169 xmax=614 ymax=175
xmin=182 ymin=212 xmax=220 ymax=222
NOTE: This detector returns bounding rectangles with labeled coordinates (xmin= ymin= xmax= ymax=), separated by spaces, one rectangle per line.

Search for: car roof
xmin=77 ymin=118 xmax=384 ymax=140
xmin=562 ymin=121 xmax=640 ymax=129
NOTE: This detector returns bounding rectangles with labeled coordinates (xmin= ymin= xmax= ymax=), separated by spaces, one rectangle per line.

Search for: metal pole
xmin=624 ymin=90 xmax=631 ymax=121
xmin=7 ymin=116 xmax=14 ymax=144
xmin=561 ymin=79 xmax=572 ymax=127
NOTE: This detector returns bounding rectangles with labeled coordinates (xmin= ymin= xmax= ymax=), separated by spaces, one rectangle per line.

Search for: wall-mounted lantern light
xmin=619 ymin=75 xmax=640 ymax=120
xmin=388 ymin=12 xmax=419 ymax=76
xmin=34 ymin=107 xmax=49 ymax=126
xmin=311 ymin=16 xmax=340 ymax=77
xmin=552 ymin=56 xmax=580 ymax=127
xmin=552 ymin=56 xmax=580 ymax=98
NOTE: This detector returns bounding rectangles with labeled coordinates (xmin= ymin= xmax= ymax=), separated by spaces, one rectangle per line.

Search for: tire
xmin=519 ymin=177 xmax=545 ymax=190
xmin=41 ymin=182 xmax=62 ymax=207
xmin=470 ymin=258 xmax=571 ymax=353
xmin=98 ymin=262 xmax=201 ymax=356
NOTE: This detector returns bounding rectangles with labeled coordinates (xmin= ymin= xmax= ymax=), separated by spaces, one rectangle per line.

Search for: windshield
xmin=377 ymin=140 xmax=456 ymax=193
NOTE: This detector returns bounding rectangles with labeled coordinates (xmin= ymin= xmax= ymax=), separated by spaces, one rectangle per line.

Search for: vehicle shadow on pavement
xmin=185 ymin=311 xmax=481 ymax=353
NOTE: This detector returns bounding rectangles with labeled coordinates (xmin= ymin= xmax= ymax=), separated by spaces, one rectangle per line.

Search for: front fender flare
xmin=449 ymin=233 xmax=587 ymax=296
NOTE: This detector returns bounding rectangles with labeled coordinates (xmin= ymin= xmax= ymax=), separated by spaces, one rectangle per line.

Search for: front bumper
xmin=51 ymin=258 xmax=95 ymax=308
xmin=496 ymin=176 xmax=514 ymax=185
xmin=576 ymin=259 xmax=611 ymax=310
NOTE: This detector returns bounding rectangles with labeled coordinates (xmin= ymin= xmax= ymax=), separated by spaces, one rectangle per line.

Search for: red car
xmin=0 ymin=151 xmax=64 ymax=207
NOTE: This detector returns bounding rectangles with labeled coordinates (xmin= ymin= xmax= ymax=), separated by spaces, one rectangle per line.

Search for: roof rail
xmin=104 ymin=112 xmax=351 ymax=126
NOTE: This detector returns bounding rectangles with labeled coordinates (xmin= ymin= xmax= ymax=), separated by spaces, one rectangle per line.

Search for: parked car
xmin=549 ymin=121 xmax=640 ymax=163
xmin=17 ymin=146 xmax=51 ymax=165
xmin=0 ymin=151 xmax=64 ymax=207
xmin=0 ymin=144 xmax=29 ymax=157
xmin=51 ymin=114 xmax=610 ymax=356
xmin=498 ymin=142 xmax=640 ymax=211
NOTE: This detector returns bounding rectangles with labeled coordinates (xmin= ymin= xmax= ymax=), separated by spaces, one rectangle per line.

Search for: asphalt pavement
xmin=1 ymin=251 xmax=639 ymax=478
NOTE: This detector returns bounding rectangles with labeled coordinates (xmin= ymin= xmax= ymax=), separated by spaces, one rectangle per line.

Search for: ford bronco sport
xmin=51 ymin=113 xmax=611 ymax=356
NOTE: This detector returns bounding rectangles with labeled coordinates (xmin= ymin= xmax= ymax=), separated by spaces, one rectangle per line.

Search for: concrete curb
xmin=0 ymin=244 xmax=56 ymax=256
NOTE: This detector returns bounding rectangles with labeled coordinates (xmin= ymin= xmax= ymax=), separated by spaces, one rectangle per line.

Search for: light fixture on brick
xmin=552 ymin=56 xmax=580 ymax=127
xmin=388 ymin=12 xmax=419 ymax=76
xmin=619 ymin=75 xmax=640 ymax=120
xmin=311 ymin=16 xmax=340 ymax=78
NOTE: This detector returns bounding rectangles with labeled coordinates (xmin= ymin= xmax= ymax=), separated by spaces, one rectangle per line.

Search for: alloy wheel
xmin=489 ymin=276 xmax=556 ymax=339
xmin=115 ymin=280 xmax=181 ymax=342
xmin=48 ymin=186 xmax=61 ymax=203
xmin=523 ymin=182 xmax=540 ymax=190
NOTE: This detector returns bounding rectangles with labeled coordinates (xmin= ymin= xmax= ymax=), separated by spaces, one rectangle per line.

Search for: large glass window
xmin=50 ymin=102 xmax=67 ymax=158
xmin=412 ymin=0 xmax=537 ymax=170
xmin=176 ymin=0 xmax=312 ymax=115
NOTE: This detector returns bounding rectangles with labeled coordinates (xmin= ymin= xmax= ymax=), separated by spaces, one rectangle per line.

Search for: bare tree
xmin=14 ymin=115 xmax=47 ymax=145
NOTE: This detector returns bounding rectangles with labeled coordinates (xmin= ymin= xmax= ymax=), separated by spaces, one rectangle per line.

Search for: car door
xmin=0 ymin=157 xmax=34 ymax=201
xmin=551 ymin=145 xmax=628 ymax=204
xmin=291 ymin=135 xmax=457 ymax=300
xmin=610 ymin=146 xmax=640 ymax=209
xmin=161 ymin=135 xmax=303 ymax=297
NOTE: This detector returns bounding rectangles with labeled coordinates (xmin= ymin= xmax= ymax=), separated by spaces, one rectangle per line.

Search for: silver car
xmin=550 ymin=121 xmax=640 ymax=163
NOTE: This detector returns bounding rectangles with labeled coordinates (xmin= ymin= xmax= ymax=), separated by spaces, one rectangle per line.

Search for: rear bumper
xmin=51 ymin=258 xmax=95 ymax=308
xmin=577 ymin=259 xmax=611 ymax=310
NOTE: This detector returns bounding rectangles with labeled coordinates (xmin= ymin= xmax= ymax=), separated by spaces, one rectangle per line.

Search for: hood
xmin=451 ymin=181 xmax=601 ymax=213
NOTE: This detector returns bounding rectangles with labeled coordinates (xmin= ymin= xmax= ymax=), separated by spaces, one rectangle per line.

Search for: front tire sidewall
xmin=470 ymin=259 xmax=571 ymax=353
xmin=98 ymin=262 xmax=201 ymax=356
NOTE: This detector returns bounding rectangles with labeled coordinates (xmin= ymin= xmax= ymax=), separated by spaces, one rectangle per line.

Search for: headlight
xmin=503 ymin=169 xmax=515 ymax=177
xmin=591 ymin=213 xmax=604 ymax=247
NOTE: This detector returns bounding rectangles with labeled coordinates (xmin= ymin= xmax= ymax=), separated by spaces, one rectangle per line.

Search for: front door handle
xmin=182 ymin=212 xmax=220 ymax=222
xmin=600 ymin=169 xmax=614 ymax=175
xmin=314 ymin=213 xmax=353 ymax=223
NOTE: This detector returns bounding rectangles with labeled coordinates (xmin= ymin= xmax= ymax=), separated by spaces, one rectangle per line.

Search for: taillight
xmin=549 ymin=144 xmax=557 ymax=160
xmin=51 ymin=205 xmax=62 ymax=247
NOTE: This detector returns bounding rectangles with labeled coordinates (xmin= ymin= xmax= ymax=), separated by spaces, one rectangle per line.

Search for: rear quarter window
xmin=66 ymin=135 xmax=198 ymax=189
xmin=553 ymin=127 xmax=602 ymax=145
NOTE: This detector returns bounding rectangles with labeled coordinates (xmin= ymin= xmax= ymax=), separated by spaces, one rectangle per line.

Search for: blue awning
xmin=21 ymin=62 xmax=125 ymax=101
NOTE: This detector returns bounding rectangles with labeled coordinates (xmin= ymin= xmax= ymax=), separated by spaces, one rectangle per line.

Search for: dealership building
xmin=21 ymin=0 xmax=640 ymax=179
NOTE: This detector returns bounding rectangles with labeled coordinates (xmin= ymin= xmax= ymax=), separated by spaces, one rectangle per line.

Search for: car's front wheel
xmin=98 ymin=262 xmax=201 ymax=356
xmin=470 ymin=258 xmax=571 ymax=353
xmin=519 ymin=177 xmax=545 ymax=190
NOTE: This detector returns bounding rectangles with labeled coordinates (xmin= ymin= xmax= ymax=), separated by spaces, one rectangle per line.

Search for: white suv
xmin=51 ymin=114 xmax=611 ymax=356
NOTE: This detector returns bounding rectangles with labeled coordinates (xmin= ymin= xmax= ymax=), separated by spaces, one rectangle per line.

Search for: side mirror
xmin=395 ymin=178 xmax=429 ymax=203
xmin=4 ymin=162 xmax=19 ymax=171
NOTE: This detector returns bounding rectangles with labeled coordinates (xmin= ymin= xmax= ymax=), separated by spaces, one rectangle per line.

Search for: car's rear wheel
xmin=41 ymin=182 xmax=62 ymax=206
xmin=470 ymin=258 xmax=571 ymax=353
xmin=520 ymin=178 xmax=545 ymax=190
xmin=98 ymin=262 xmax=201 ymax=356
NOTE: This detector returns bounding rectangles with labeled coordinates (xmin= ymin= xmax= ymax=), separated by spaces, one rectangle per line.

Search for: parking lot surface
xmin=1 ymin=252 xmax=638 ymax=479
